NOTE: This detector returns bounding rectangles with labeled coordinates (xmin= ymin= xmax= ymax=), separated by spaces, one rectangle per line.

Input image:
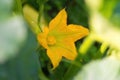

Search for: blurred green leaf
xmin=90 ymin=13 xmax=120 ymax=50
xmin=86 ymin=0 xmax=119 ymax=19
xmin=0 ymin=16 xmax=27 ymax=63
xmin=74 ymin=57 xmax=120 ymax=80
xmin=86 ymin=0 xmax=120 ymax=50
xmin=0 ymin=0 xmax=13 ymax=20
xmin=0 ymin=25 xmax=40 ymax=80
xmin=100 ymin=0 xmax=118 ymax=19
xmin=67 ymin=0 xmax=88 ymax=27
xmin=0 ymin=0 xmax=41 ymax=79
xmin=111 ymin=2 xmax=120 ymax=26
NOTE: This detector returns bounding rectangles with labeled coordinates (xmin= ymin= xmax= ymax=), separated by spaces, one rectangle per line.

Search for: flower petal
xmin=65 ymin=24 xmax=89 ymax=41
xmin=37 ymin=27 xmax=49 ymax=49
xmin=48 ymin=40 xmax=77 ymax=68
xmin=47 ymin=48 xmax=62 ymax=69
xmin=49 ymin=9 xmax=67 ymax=31
xmin=50 ymin=24 xmax=89 ymax=42
xmin=57 ymin=41 xmax=77 ymax=60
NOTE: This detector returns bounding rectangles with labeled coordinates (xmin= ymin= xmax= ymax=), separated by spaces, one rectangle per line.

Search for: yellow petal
xmin=48 ymin=41 xmax=77 ymax=68
xmin=64 ymin=24 xmax=89 ymax=42
xmin=47 ymin=48 xmax=62 ymax=69
xmin=57 ymin=40 xmax=77 ymax=60
xmin=37 ymin=27 xmax=49 ymax=49
xmin=50 ymin=24 xmax=89 ymax=42
xmin=49 ymin=9 xmax=67 ymax=31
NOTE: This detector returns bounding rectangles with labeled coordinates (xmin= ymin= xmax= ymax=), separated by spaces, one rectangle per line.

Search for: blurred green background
xmin=0 ymin=0 xmax=120 ymax=80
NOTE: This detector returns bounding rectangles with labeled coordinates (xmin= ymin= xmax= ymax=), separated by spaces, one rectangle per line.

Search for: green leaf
xmin=90 ymin=13 xmax=120 ymax=50
xmin=0 ymin=16 xmax=27 ymax=63
xmin=100 ymin=0 xmax=119 ymax=19
xmin=0 ymin=0 xmax=13 ymax=20
xmin=74 ymin=57 xmax=120 ymax=80
xmin=111 ymin=2 xmax=120 ymax=26
xmin=0 ymin=26 xmax=41 ymax=80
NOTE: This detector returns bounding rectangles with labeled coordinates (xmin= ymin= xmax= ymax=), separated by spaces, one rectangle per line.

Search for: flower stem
xmin=38 ymin=68 xmax=50 ymax=80
xmin=63 ymin=58 xmax=82 ymax=80
xmin=79 ymin=34 xmax=94 ymax=54
xmin=37 ymin=0 xmax=48 ymax=32
xmin=100 ymin=42 xmax=108 ymax=54
xmin=38 ymin=3 xmax=44 ymax=32
xmin=15 ymin=0 xmax=23 ymax=14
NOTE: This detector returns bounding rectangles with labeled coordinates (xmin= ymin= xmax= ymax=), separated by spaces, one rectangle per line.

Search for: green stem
xmin=79 ymin=34 xmax=94 ymax=54
xmin=100 ymin=42 xmax=108 ymax=54
xmin=37 ymin=0 xmax=47 ymax=32
xmin=39 ymin=68 xmax=50 ymax=80
xmin=38 ymin=4 xmax=44 ymax=31
xmin=15 ymin=0 xmax=23 ymax=14
xmin=63 ymin=56 xmax=82 ymax=80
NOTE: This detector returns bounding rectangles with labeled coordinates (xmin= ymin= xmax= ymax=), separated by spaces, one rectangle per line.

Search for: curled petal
xmin=47 ymin=48 xmax=62 ymax=69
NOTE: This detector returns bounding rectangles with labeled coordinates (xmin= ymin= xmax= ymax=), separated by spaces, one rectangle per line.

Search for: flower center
xmin=47 ymin=36 xmax=56 ymax=46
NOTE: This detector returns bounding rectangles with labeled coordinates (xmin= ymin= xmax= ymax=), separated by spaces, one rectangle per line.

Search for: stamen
xmin=47 ymin=36 xmax=56 ymax=46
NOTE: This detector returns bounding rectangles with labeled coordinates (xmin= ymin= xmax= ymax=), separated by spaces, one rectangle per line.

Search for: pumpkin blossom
xmin=37 ymin=9 xmax=89 ymax=69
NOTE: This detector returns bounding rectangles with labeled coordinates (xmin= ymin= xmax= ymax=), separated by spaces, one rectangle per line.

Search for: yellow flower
xmin=37 ymin=9 xmax=89 ymax=69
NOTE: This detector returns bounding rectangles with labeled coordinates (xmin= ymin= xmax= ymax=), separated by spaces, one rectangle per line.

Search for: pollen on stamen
xmin=47 ymin=36 xmax=56 ymax=46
